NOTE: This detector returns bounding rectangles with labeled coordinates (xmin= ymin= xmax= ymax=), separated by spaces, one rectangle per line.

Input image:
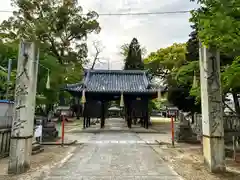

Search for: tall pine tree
xmin=124 ymin=38 xmax=144 ymax=70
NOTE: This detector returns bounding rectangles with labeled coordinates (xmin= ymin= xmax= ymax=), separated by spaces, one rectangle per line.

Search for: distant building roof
xmin=65 ymin=70 xmax=165 ymax=94
xmin=64 ymin=82 xmax=84 ymax=92
xmin=108 ymin=106 xmax=121 ymax=111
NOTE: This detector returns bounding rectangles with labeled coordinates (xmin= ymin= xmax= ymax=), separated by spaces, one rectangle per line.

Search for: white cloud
xmin=0 ymin=0 xmax=199 ymax=70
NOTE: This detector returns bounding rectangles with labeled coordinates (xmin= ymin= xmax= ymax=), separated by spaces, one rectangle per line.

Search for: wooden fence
xmin=0 ymin=116 xmax=12 ymax=158
xmin=0 ymin=128 xmax=11 ymax=158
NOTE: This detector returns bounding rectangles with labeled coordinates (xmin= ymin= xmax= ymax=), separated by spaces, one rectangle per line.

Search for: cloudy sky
xmin=0 ymin=0 xmax=199 ymax=69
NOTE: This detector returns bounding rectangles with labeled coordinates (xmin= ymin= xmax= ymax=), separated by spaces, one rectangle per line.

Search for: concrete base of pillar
xmin=8 ymin=137 xmax=32 ymax=175
xmin=202 ymin=136 xmax=226 ymax=173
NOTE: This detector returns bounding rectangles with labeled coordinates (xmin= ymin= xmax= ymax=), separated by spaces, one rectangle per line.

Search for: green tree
xmin=190 ymin=0 xmax=240 ymax=114
xmin=190 ymin=0 xmax=240 ymax=53
xmin=144 ymin=43 xmax=187 ymax=80
xmin=124 ymin=38 xmax=144 ymax=70
xmin=144 ymin=42 xmax=201 ymax=112
xmin=1 ymin=0 xmax=101 ymax=65
xmin=0 ymin=39 xmax=19 ymax=99
xmin=0 ymin=40 xmax=82 ymax=113
xmin=0 ymin=0 xmax=101 ymax=113
xmin=120 ymin=43 xmax=147 ymax=58
xmin=186 ymin=26 xmax=199 ymax=62
xmin=222 ymin=57 xmax=240 ymax=114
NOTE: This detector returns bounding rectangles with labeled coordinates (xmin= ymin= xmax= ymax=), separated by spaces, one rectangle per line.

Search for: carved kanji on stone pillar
xmin=8 ymin=41 xmax=39 ymax=174
xmin=199 ymin=43 xmax=225 ymax=173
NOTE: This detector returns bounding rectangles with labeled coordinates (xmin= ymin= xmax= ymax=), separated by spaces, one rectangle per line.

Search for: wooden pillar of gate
xmin=127 ymin=103 xmax=132 ymax=128
xmin=85 ymin=117 xmax=88 ymax=128
xmin=145 ymin=110 xmax=149 ymax=129
xmin=77 ymin=97 xmax=80 ymax=119
xmin=100 ymin=101 xmax=105 ymax=128
xmin=82 ymin=104 xmax=86 ymax=129
xmin=146 ymin=99 xmax=150 ymax=129
xmin=83 ymin=117 xmax=86 ymax=129
xmin=87 ymin=117 xmax=90 ymax=127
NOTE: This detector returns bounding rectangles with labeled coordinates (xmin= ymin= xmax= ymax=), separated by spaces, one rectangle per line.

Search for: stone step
xmin=79 ymin=140 xmax=159 ymax=144
xmin=32 ymin=147 xmax=44 ymax=155
xmin=32 ymin=142 xmax=43 ymax=151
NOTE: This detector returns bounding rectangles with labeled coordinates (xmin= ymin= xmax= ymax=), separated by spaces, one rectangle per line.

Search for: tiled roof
xmin=65 ymin=82 xmax=84 ymax=92
xmin=65 ymin=70 xmax=162 ymax=93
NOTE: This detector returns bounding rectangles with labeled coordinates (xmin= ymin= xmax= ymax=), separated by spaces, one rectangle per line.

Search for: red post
xmin=61 ymin=115 xmax=65 ymax=146
xmin=171 ymin=116 xmax=175 ymax=147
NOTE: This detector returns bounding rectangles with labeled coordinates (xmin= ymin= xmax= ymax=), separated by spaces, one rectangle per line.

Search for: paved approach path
xmin=43 ymin=119 xmax=182 ymax=180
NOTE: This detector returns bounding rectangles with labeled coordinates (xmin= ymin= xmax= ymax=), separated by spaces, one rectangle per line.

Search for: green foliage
xmin=0 ymin=69 xmax=7 ymax=94
xmin=144 ymin=41 xmax=201 ymax=112
xmin=124 ymin=38 xmax=144 ymax=70
xmin=0 ymin=38 xmax=83 ymax=107
xmin=120 ymin=43 xmax=147 ymax=58
xmin=222 ymin=56 xmax=240 ymax=92
xmin=189 ymin=86 xmax=201 ymax=104
xmin=0 ymin=0 xmax=101 ymax=112
xmin=190 ymin=0 xmax=240 ymax=54
xmin=189 ymin=0 xmax=240 ymax=109
xmin=151 ymin=98 xmax=168 ymax=110
xmin=0 ymin=40 xmax=19 ymax=66
xmin=1 ymin=0 xmax=101 ymax=65
xmin=144 ymin=0 xmax=240 ymax=112
xmin=175 ymin=61 xmax=199 ymax=87
xmin=186 ymin=27 xmax=199 ymax=62
xmin=144 ymin=43 xmax=187 ymax=80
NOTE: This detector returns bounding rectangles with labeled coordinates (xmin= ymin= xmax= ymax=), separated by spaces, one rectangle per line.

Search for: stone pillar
xmin=199 ymin=43 xmax=225 ymax=172
xmin=179 ymin=111 xmax=188 ymax=125
xmin=8 ymin=41 xmax=39 ymax=174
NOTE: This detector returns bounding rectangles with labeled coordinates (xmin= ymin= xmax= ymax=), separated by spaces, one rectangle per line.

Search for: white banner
xmin=34 ymin=125 xmax=42 ymax=138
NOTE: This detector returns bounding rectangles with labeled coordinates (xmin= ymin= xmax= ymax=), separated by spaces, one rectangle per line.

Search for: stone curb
xmin=41 ymin=140 xmax=78 ymax=146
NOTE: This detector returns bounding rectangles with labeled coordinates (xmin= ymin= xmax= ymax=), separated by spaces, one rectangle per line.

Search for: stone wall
xmin=190 ymin=114 xmax=240 ymax=134
xmin=186 ymin=113 xmax=240 ymax=143
xmin=191 ymin=113 xmax=202 ymax=140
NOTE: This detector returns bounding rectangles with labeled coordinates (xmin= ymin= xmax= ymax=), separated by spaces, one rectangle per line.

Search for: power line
xmin=0 ymin=10 xmax=13 ymax=13
xmin=0 ymin=10 xmax=192 ymax=16
xmin=93 ymin=10 xmax=191 ymax=16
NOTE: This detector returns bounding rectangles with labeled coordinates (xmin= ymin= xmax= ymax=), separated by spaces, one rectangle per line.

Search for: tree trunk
xmin=232 ymin=92 xmax=240 ymax=116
